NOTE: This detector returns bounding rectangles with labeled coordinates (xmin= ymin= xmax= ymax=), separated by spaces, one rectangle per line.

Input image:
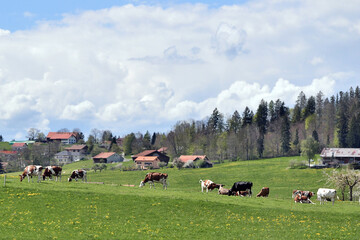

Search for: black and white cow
xmin=228 ymin=181 xmax=253 ymax=196
xmin=68 ymin=169 xmax=87 ymax=182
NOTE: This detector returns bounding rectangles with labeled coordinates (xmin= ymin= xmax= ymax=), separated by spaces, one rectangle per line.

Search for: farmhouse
xmin=55 ymin=151 xmax=85 ymax=164
xmin=134 ymin=156 xmax=160 ymax=169
xmin=93 ymin=152 xmax=123 ymax=163
xmin=132 ymin=150 xmax=169 ymax=164
xmin=0 ymin=150 xmax=17 ymax=162
xmin=11 ymin=142 xmax=28 ymax=151
xmin=46 ymin=132 xmax=77 ymax=145
xmin=65 ymin=144 xmax=88 ymax=154
xmin=179 ymin=155 xmax=213 ymax=168
xmin=320 ymin=148 xmax=360 ymax=165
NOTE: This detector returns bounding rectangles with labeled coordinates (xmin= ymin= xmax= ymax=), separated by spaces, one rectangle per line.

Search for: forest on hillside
xmin=121 ymin=86 xmax=360 ymax=161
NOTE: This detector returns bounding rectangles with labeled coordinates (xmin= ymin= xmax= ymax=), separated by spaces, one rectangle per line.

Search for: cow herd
xmin=18 ymin=166 xmax=337 ymax=205
xmin=141 ymin=172 xmax=337 ymax=205
xmin=19 ymin=165 xmax=87 ymax=183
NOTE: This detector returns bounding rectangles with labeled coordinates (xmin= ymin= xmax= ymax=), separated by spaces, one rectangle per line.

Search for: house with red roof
xmin=131 ymin=150 xmax=169 ymax=164
xmin=46 ymin=132 xmax=77 ymax=145
xmin=320 ymin=148 xmax=360 ymax=166
xmin=65 ymin=144 xmax=88 ymax=154
xmin=93 ymin=152 xmax=123 ymax=163
xmin=11 ymin=142 xmax=28 ymax=151
xmin=134 ymin=156 xmax=160 ymax=169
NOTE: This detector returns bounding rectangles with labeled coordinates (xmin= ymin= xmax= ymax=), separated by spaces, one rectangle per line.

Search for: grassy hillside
xmin=1 ymin=156 xmax=359 ymax=239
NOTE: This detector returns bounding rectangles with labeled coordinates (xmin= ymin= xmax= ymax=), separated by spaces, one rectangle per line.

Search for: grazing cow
xmin=218 ymin=185 xmax=229 ymax=195
xmin=199 ymin=179 xmax=214 ymax=193
xmin=317 ymin=188 xmax=337 ymax=205
xmin=293 ymin=190 xmax=315 ymax=204
xmin=256 ymin=187 xmax=270 ymax=197
xmin=208 ymin=183 xmax=222 ymax=191
xmin=43 ymin=166 xmax=62 ymax=181
xmin=68 ymin=169 xmax=87 ymax=182
xmin=19 ymin=165 xmax=43 ymax=183
xmin=228 ymin=181 xmax=253 ymax=196
xmin=139 ymin=172 xmax=168 ymax=189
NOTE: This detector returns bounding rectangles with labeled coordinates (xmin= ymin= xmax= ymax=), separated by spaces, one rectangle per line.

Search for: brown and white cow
xmin=293 ymin=189 xmax=315 ymax=204
xmin=256 ymin=187 xmax=270 ymax=197
xmin=139 ymin=172 xmax=168 ymax=189
xmin=199 ymin=179 xmax=215 ymax=193
xmin=43 ymin=166 xmax=62 ymax=181
xmin=68 ymin=169 xmax=87 ymax=182
xmin=19 ymin=165 xmax=43 ymax=183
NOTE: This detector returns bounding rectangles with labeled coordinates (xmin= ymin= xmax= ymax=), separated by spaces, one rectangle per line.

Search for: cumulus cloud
xmin=212 ymin=23 xmax=247 ymax=59
xmin=0 ymin=1 xmax=359 ymax=139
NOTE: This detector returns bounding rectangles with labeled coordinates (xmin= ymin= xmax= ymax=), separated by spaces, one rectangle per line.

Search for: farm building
xmin=65 ymin=144 xmax=88 ymax=154
xmin=131 ymin=150 xmax=169 ymax=164
xmin=11 ymin=143 xmax=28 ymax=151
xmin=46 ymin=132 xmax=77 ymax=145
xmin=320 ymin=148 xmax=360 ymax=165
xmin=179 ymin=155 xmax=213 ymax=168
xmin=93 ymin=152 xmax=123 ymax=163
xmin=55 ymin=151 xmax=85 ymax=164
xmin=134 ymin=156 xmax=160 ymax=169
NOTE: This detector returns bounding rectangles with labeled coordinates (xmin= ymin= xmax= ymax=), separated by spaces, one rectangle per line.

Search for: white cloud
xmin=0 ymin=1 xmax=359 ymax=139
xmin=61 ymin=101 xmax=96 ymax=120
xmin=24 ymin=11 xmax=35 ymax=18
xmin=310 ymin=57 xmax=323 ymax=65
xmin=0 ymin=28 xmax=10 ymax=36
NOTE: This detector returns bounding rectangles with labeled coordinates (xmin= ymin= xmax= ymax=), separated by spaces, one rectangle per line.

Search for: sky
xmin=1 ymin=0 xmax=360 ymax=140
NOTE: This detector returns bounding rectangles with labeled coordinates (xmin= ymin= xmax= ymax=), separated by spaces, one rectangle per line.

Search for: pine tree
xmin=281 ymin=107 xmax=291 ymax=155
xmin=208 ymin=108 xmax=224 ymax=134
xmin=255 ymin=100 xmax=268 ymax=158
xmin=242 ymin=107 xmax=253 ymax=127
xmin=151 ymin=132 xmax=157 ymax=146
xmin=228 ymin=110 xmax=242 ymax=134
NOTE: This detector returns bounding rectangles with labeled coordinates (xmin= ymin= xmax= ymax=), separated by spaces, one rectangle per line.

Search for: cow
xmin=256 ymin=187 xmax=270 ymax=197
xmin=19 ymin=165 xmax=43 ymax=183
xmin=317 ymin=188 xmax=337 ymax=205
xmin=139 ymin=172 xmax=168 ymax=189
xmin=68 ymin=169 xmax=87 ymax=182
xmin=218 ymin=185 xmax=229 ymax=195
xmin=293 ymin=190 xmax=315 ymax=204
xmin=199 ymin=179 xmax=214 ymax=193
xmin=43 ymin=166 xmax=62 ymax=181
xmin=208 ymin=183 xmax=222 ymax=191
xmin=228 ymin=181 xmax=253 ymax=196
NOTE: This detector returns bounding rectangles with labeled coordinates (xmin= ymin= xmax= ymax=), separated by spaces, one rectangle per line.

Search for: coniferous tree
xmin=255 ymin=100 xmax=268 ymax=158
xmin=228 ymin=110 xmax=242 ymax=134
xmin=280 ymin=107 xmax=291 ymax=155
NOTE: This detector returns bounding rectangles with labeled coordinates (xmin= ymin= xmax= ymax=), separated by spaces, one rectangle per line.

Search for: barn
xmin=320 ymin=148 xmax=360 ymax=166
xmin=93 ymin=152 xmax=124 ymax=163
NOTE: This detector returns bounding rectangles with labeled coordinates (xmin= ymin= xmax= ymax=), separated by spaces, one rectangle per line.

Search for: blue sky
xmin=1 ymin=0 xmax=248 ymax=31
xmin=1 ymin=0 xmax=360 ymax=140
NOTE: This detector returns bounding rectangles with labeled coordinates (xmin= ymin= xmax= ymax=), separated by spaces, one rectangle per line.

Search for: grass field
xmin=1 ymin=156 xmax=360 ymax=239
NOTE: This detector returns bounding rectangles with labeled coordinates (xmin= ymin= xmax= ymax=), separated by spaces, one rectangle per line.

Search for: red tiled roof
xmin=133 ymin=150 xmax=158 ymax=158
xmin=134 ymin=156 xmax=160 ymax=162
xmin=47 ymin=132 xmax=75 ymax=140
xmin=12 ymin=143 xmax=27 ymax=147
xmin=179 ymin=155 xmax=207 ymax=163
xmin=93 ymin=152 xmax=116 ymax=159
xmin=0 ymin=151 xmax=17 ymax=155
xmin=65 ymin=145 xmax=87 ymax=150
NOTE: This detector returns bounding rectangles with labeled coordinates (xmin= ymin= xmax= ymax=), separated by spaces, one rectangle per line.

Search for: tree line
xmin=122 ymin=86 xmax=360 ymax=161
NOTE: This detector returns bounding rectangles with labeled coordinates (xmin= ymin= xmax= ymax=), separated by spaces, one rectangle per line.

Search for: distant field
xmin=1 ymin=156 xmax=360 ymax=239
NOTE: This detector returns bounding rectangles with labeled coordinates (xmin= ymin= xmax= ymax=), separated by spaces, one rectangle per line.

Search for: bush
xmin=289 ymin=160 xmax=308 ymax=169
xmin=184 ymin=160 xmax=195 ymax=168
xmin=159 ymin=162 xmax=167 ymax=169
xmin=172 ymin=158 xmax=185 ymax=170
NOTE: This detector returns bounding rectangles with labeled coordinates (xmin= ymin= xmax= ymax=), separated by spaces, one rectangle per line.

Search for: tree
xmin=123 ymin=133 xmax=135 ymax=155
xmin=90 ymin=128 xmax=102 ymax=143
xmin=27 ymin=128 xmax=40 ymax=141
xmin=57 ymin=128 xmax=70 ymax=133
xmin=102 ymin=130 xmax=113 ymax=142
xmin=207 ymin=108 xmax=224 ymax=134
xmin=324 ymin=168 xmax=360 ymax=201
xmin=151 ymin=132 xmax=157 ymax=146
xmin=143 ymin=131 xmax=151 ymax=149
xmin=0 ymin=135 xmax=3 ymax=142
xmin=228 ymin=110 xmax=242 ymax=134
xmin=301 ymin=137 xmax=319 ymax=167
xmin=280 ymin=108 xmax=291 ymax=155
xmin=255 ymin=100 xmax=268 ymax=158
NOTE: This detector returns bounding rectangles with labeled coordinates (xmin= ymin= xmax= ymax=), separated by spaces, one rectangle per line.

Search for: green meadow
xmin=1 ymin=156 xmax=360 ymax=239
